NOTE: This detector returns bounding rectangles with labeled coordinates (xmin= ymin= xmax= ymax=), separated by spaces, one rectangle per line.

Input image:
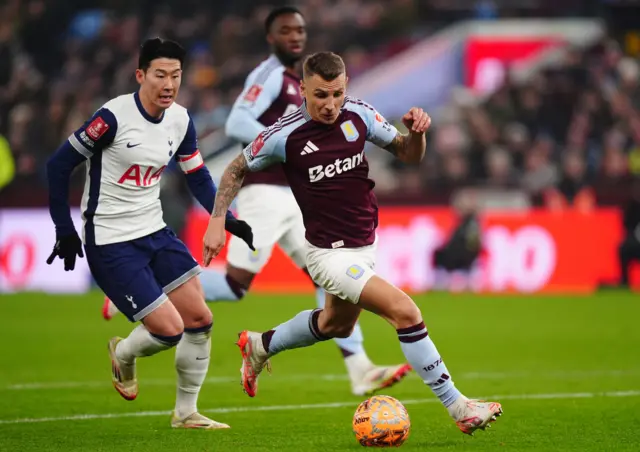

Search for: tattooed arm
xmin=212 ymin=153 xmax=249 ymax=218
xmin=203 ymin=153 xmax=250 ymax=264
xmin=383 ymin=107 xmax=430 ymax=165
xmin=203 ymin=129 xmax=284 ymax=264
xmin=384 ymin=131 xmax=426 ymax=165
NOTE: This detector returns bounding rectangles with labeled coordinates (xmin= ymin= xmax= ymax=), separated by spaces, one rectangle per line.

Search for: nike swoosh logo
xmin=127 ymin=142 xmax=141 ymax=148
xmin=196 ymin=357 xmax=208 ymax=360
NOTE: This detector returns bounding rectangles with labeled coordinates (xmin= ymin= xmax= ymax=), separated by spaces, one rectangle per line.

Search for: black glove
xmin=225 ymin=219 xmax=255 ymax=251
xmin=46 ymin=232 xmax=84 ymax=271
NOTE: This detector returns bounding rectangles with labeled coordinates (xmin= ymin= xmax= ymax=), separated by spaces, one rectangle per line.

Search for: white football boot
xmin=171 ymin=412 xmax=230 ymax=429
xmin=236 ymin=330 xmax=271 ymax=397
xmin=448 ymin=396 xmax=503 ymax=435
xmin=351 ymin=363 xmax=413 ymax=396
xmin=107 ymin=337 xmax=138 ymax=401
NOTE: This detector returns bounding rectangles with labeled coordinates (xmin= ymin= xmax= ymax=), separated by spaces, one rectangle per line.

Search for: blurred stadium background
xmin=1 ymin=1 xmax=640 ymax=450
xmin=3 ymin=0 xmax=640 ymax=294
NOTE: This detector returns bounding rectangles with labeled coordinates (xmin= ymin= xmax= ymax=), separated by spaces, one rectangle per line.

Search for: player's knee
xmin=145 ymin=315 xmax=184 ymax=338
xmin=185 ymin=306 xmax=213 ymax=330
xmin=330 ymin=323 xmax=356 ymax=338
xmin=388 ymin=294 xmax=422 ymax=330
xmin=319 ymin=316 xmax=356 ymax=338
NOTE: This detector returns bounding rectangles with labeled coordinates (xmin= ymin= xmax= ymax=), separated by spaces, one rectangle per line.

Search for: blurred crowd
xmin=393 ymin=38 xmax=640 ymax=207
xmin=0 ymin=0 xmax=433 ymax=205
xmin=1 ymin=0 xmax=636 ymax=209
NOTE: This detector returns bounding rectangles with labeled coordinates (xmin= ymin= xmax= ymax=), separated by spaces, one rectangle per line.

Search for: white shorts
xmin=227 ymin=184 xmax=306 ymax=273
xmin=305 ymin=238 xmax=377 ymax=304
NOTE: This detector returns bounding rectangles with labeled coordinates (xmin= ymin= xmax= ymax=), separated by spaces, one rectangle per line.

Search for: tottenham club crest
xmin=340 ymin=120 xmax=359 ymax=142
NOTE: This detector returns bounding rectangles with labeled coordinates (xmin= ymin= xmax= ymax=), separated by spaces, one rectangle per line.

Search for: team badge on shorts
xmin=341 ymin=120 xmax=359 ymax=142
xmin=346 ymin=264 xmax=365 ymax=280
xmin=248 ymin=248 xmax=260 ymax=262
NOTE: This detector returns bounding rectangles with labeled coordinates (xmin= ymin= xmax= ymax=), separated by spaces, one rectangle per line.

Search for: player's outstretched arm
xmin=384 ymin=107 xmax=431 ymax=165
xmin=176 ymin=119 xmax=254 ymax=250
xmin=46 ymin=108 xmax=116 ymax=271
xmin=213 ymin=153 xmax=249 ymax=219
xmin=203 ymin=126 xmax=283 ymax=265
xmin=46 ymin=142 xmax=87 ymax=271
xmin=203 ymin=153 xmax=250 ymax=265
xmin=181 ymin=161 xmax=255 ymax=251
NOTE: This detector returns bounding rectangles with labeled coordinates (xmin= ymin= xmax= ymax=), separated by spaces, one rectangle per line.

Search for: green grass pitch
xmin=0 ymin=291 xmax=639 ymax=451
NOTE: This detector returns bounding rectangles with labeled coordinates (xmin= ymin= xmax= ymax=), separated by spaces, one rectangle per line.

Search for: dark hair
xmin=138 ymin=38 xmax=186 ymax=71
xmin=303 ymin=52 xmax=345 ymax=81
xmin=265 ymin=6 xmax=303 ymax=33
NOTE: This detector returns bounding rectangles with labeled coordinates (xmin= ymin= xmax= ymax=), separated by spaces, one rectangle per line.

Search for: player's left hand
xmin=203 ymin=217 xmax=228 ymax=267
xmin=401 ymin=107 xmax=431 ymax=134
xmin=225 ymin=219 xmax=255 ymax=251
xmin=46 ymin=232 xmax=84 ymax=271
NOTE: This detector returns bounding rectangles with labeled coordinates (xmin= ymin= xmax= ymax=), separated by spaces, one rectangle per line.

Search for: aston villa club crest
xmin=346 ymin=264 xmax=365 ymax=280
xmin=340 ymin=120 xmax=359 ymax=142
xmin=249 ymin=248 xmax=261 ymax=262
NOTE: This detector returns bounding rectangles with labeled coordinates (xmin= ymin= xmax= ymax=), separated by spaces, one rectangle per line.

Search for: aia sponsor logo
xmin=118 ymin=165 xmax=166 ymax=187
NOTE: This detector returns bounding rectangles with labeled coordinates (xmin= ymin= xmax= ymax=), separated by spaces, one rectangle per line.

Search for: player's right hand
xmin=203 ymin=217 xmax=227 ymax=266
xmin=401 ymin=107 xmax=431 ymax=134
xmin=46 ymin=232 xmax=84 ymax=271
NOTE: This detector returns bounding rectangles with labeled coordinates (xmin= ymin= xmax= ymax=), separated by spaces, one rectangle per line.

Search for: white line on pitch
xmin=0 ymin=390 xmax=638 ymax=425
xmin=5 ymin=369 xmax=640 ymax=391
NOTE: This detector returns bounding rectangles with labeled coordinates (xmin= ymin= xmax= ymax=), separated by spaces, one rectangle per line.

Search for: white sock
xmin=314 ymin=286 xmax=366 ymax=356
xmin=199 ymin=269 xmax=241 ymax=301
xmin=264 ymin=309 xmax=329 ymax=356
xmin=174 ymin=325 xmax=212 ymax=419
xmin=397 ymin=321 xmax=462 ymax=408
xmin=115 ymin=325 xmax=179 ymax=364
xmin=344 ymin=352 xmax=375 ymax=382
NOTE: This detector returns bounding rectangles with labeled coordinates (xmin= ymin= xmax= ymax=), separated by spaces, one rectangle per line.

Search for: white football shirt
xmin=67 ymin=92 xmax=204 ymax=245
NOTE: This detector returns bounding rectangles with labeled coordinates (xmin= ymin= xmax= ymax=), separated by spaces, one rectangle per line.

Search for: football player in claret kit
xmin=203 ymin=52 xmax=503 ymax=436
xmin=46 ymin=38 xmax=253 ymax=430
xmin=200 ymin=5 xmax=409 ymax=396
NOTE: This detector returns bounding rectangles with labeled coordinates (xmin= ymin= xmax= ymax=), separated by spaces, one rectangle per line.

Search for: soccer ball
xmin=352 ymin=395 xmax=410 ymax=447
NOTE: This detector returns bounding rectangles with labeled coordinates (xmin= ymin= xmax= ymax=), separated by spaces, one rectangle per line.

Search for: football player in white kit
xmin=46 ymin=38 xmax=253 ymax=430
xmin=197 ymin=6 xmax=411 ymax=396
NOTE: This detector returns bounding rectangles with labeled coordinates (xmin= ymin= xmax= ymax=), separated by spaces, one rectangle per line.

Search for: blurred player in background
xmin=433 ymin=195 xmax=482 ymax=292
xmin=47 ymin=38 xmax=253 ymax=429
xmin=617 ymin=178 xmax=640 ymax=287
xmin=201 ymin=5 xmax=410 ymax=396
xmin=203 ymin=52 xmax=503 ymax=436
